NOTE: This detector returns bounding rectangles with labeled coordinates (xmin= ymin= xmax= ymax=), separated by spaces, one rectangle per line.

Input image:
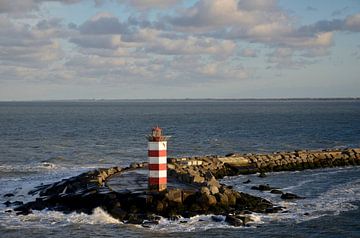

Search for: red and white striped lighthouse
xmin=148 ymin=126 xmax=169 ymax=192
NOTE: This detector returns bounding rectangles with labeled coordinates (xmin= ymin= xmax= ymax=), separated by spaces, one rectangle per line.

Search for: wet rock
xmin=127 ymin=214 xmax=144 ymax=224
xmin=258 ymin=172 xmax=267 ymax=178
xmin=251 ymin=184 xmax=273 ymax=191
xmin=281 ymin=192 xmax=304 ymax=200
xmin=109 ymin=207 xmax=127 ymax=221
xmin=243 ymin=179 xmax=251 ymax=184
xmin=270 ymin=189 xmax=283 ymax=194
xmin=225 ymin=214 xmax=250 ymax=227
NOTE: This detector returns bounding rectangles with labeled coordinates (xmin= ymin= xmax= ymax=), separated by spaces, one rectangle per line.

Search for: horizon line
xmin=0 ymin=97 xmax=359 ymax=102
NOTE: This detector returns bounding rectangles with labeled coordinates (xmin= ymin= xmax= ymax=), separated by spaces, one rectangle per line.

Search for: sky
xmin=0 ymin=0 xmax=359 ymax=100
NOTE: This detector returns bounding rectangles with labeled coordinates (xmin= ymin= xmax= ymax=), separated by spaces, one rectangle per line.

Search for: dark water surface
xmin=0 ymin=99 xmax=359 ymax=237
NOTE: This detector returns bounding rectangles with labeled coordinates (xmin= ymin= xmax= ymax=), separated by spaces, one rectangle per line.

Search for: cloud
xmin=345 ymin=14 xmax=360 ymax=31
xmin=0 ymin=0 xmax=84 ymax=15
xmin=237 ymin=0 xmax=278 ymax=11
xmin=119 ymin=0 xmax=183 ymax=10
xmin=78 ymin=12 xmax=129 ymax=35
xmin=1 ymin=0 xmax=360 ymax=91
xmin=240 ymin=48 xmax=257 ymax=57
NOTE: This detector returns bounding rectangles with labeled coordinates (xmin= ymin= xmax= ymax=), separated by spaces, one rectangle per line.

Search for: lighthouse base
xmin=148 ymin=183 xmax=167 ymax=192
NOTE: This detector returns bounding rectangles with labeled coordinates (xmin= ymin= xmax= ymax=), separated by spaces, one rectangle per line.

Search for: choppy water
xmin=0 ymin=99 xmax=359 ymax=237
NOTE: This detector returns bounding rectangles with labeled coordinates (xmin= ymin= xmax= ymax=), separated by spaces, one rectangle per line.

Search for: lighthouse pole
xmin=148 ymin=126 xmax=169 ymax=192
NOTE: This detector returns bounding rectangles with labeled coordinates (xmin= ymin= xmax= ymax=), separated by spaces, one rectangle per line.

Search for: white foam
xmin=1 ymin=207 xmax=120 ymax=230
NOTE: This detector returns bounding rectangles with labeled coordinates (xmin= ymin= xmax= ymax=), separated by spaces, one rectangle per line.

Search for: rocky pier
xmin=5 ymin=147 xmax=360 ymax=227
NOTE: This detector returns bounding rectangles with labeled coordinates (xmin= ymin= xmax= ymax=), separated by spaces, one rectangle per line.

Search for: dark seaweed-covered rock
xmin=251 ymin=184 xmax=274 ymax=191
xmin=281 ymin=193 xmax=304 ymax=200
xmin=270 ymin=189 xmax=283 ymax=194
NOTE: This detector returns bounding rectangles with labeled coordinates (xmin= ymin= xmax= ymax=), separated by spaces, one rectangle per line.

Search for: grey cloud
xmin=118 ymin=0 xmax=182 ymax=10
xmin=70 ymin=35 xmax=120 ymax=49
xmin=79 ymin=15 xmax=129 ymax=35
xmin=36 ymin=18 xmax=63 ymax=30
xmin=237 ymin=0 xmax=278 ymax=11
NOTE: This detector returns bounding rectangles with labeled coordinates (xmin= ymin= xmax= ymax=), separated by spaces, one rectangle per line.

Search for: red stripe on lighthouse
xmin=149 ymin=163 xmax=167 ymax=170
xmin=148 ymin=150 xmax=167 ymax=157
xmin=149 ymin=177 xmax=167 ymax=184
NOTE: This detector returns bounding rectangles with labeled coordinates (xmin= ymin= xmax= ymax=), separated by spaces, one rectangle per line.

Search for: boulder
xmin=281 ymin=192 xmax=304 ymax=200
xmin=225 ymin=215 xmax=243 ymax=227
xmin=251 ymin=184 xmax=273 ymax=191
xmin=270 ymin=189 xmax=283 ymax=195
xmin=200 ymin=186 xmax=210 ymax=195
xmin=193 ymin=175 xmax=205 ymax=184
xmin=216 ymin=193 xmax=229 ymax=207
xmin=166 ymin=189 xmax=183 ymax=204
xmin=199 ymin=193 xmax=217 ymax=207
xmin=209 ymin=185 xmax=219 ymax=195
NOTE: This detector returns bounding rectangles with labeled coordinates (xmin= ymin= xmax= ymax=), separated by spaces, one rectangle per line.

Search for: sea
xmin=0 ymin=99 xmax=359 ymax=237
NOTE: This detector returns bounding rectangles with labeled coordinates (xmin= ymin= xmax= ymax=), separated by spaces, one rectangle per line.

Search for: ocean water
xmin=0 ymin=99 xmax=359 ymax=237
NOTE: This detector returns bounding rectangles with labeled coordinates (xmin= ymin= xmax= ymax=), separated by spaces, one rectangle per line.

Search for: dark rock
xmin=270 ymin=189 xmax=283 ymax=194
xmin=3 ymin=201 xmax=11 ymax=207
xmin=258 ymin=184 xmax=272 ymax=191
xmin=225 ymin=214 xmax=243 ymax=227
xmin=258 ymin=172 xmax=267 ymax=178
xmin=243 ymin=179 xmax=251 ymax=184
xmin=127 ymin=214 xmax=144 ymax=224
xmin=109 ymin=207 xmax=127 ymax=221
xmin=304 ymin=212 xmax=310 ymax=216
xmin=5 ymin=209 xmax=12 ymax=213
xmin=265 ymin=206 xmax=282 ymax=213
xmin=251 ymin=184 xmax=273 ymax=191
xmin=281 ymin=193 xmax=304 ymax=200
xmin=199 ymin=193 xmax=217 ymax=207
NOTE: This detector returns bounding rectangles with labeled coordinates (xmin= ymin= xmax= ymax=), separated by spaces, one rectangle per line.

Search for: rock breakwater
xmin=6 ymin=147 xmax=360 ymax=227
xmin=169 ymin=148 xmax=360 ymax=178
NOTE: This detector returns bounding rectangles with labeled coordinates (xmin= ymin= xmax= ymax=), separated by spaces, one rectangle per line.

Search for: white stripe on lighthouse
xmin=148 ymin=141 xmax=167 ymax=150
xmin=149 ymin=156 xmax=167 ymax=164
xmin=149 ymin=170 xmax=167 ymax=178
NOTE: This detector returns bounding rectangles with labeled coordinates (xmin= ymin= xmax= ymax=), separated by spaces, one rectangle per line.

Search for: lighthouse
xmin=148 ymin=126 xmax=169 ymax=192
